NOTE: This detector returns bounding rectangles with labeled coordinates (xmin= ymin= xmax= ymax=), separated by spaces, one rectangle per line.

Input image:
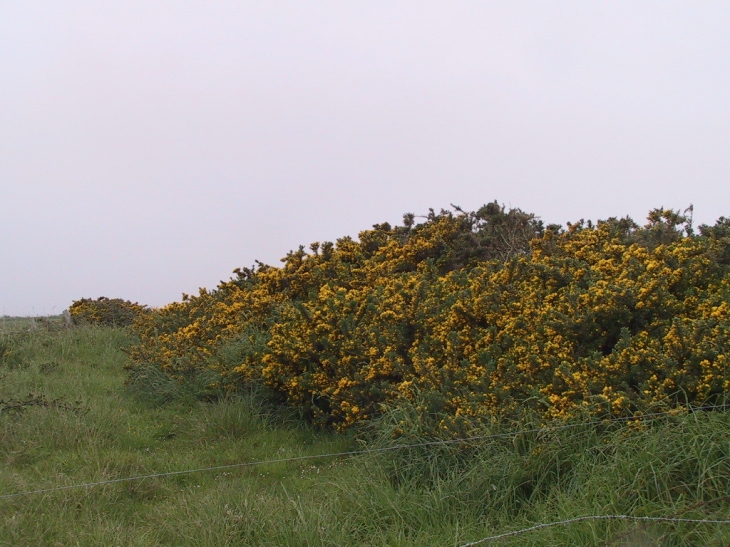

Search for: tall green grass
xmin=2 ymin=323 xmax=730 ymax=546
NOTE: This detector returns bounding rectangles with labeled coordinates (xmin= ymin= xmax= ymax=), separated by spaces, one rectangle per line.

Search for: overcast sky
xmin=1 ymin=1 xmax=729 ymax=316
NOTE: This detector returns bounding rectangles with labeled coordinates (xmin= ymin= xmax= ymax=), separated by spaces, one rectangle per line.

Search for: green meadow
xmin=2 ymin=319 xmax=730 ymax=546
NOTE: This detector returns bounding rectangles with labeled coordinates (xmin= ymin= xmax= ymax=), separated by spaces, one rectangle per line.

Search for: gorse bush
xmin=129 ymin=203 xmax=730 ymax=432
xmin=70 ymin=297 xmax=149 ymax=327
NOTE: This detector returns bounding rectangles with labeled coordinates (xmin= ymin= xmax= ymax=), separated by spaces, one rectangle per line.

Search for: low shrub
xmin=69 ymin=297 xmax=149 ymax=327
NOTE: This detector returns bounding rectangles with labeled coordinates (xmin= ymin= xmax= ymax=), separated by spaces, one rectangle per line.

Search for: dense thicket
xmin=70 ymin=297 xmax=149 ymax=327
xmin=128 ymin=203 xmax=730 ymax=432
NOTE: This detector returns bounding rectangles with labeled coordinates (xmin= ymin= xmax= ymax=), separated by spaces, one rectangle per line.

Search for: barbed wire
xmin=0 ymin=403 xmax=727 ymax=500
xmin=457 ymin=515 xmax=730 ymax=545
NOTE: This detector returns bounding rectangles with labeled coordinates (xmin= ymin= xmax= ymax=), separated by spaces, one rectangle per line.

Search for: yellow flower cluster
xmin=129 ymin=207 xmax=730 ymax=432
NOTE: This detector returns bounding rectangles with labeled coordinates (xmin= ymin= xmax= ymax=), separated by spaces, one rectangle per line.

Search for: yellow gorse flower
xmin=129 ymin=206 xmax=730 ymax=433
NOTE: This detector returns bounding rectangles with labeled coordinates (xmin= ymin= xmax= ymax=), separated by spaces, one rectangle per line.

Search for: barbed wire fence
xmin=457 ymin=515 xmax=730 ymax=546
xmin=1 ymin=404 xmax=717 ymax=500
xmin=2 ymin=404 xmax=730 ymax=543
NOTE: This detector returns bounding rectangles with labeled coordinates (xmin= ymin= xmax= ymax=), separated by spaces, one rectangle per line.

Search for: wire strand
xmin=0 ymin=403 xmax=726 ymax=500
xmin=458 ymin=515 xmax=730 ymax=546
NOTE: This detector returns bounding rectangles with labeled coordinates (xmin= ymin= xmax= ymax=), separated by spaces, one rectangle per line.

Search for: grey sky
xmin=2 ymin=1 xmax=729 ymax=316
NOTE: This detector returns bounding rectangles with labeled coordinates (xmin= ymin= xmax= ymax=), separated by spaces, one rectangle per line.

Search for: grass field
xmin=2 ymin=321 xmax=730 ymax=546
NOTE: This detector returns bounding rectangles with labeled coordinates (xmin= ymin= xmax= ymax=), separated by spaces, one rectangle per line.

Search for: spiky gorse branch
xmin=128 ymin=204 xmax=730 ymax=433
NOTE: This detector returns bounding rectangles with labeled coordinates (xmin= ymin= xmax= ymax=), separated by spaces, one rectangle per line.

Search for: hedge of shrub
xmin=69 ymin=297 xmax=149 ymax=327
xmin=128 ymin=203 xmax=730 ymax=433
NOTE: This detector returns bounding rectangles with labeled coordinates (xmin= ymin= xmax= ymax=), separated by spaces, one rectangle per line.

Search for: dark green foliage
xmin=700 ymin=216 xmax=730 ymax=265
